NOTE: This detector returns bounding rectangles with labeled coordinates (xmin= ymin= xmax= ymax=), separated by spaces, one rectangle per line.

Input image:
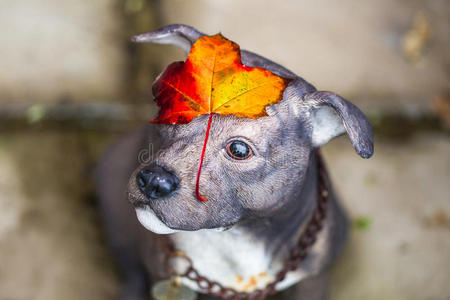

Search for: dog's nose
xmin=136 ymin=165 xmax=179 ymax=199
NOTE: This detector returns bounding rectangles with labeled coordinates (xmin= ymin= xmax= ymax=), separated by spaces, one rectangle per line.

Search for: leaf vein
xmin=213 ymin=81 xmax=278 ymax=111
xmin=161 ymin=80 xmax=208 ymax=112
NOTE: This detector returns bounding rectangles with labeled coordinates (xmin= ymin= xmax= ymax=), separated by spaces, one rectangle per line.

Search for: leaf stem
xmin=195 ymin=113 xmax=214 ymax=202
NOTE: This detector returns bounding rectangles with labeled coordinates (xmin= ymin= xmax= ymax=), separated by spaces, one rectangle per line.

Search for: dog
xmin=96 ymin=24 xmax=373 ymax=300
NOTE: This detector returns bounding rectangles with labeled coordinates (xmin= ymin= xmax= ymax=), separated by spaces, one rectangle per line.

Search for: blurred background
xmin=0 ymin=0 xmax=449 ymax=299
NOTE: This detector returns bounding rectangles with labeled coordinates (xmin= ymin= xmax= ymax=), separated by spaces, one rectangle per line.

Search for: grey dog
xmin=96 ymin=24 xmax=374 ymax=300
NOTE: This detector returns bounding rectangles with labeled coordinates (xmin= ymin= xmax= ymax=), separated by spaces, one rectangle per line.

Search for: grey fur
xmin=302 ymin=91 xmax=374 ymax=158
xmin=97 ymin=24 xmax=373 ymax=299
xmin=132 ymin=24 xmax=204 ymax=53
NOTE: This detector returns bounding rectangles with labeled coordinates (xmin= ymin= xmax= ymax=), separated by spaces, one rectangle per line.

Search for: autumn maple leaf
xmin=151 ymin=34 xmax=290 ymax=201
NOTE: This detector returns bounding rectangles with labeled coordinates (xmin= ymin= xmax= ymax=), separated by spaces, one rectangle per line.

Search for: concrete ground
xmin=324 ymin=133 xmax=450 ymax=300
xmin=0 ymin=132 xmax=120 ymax=300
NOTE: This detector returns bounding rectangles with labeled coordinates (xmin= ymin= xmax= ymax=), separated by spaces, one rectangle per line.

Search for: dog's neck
xmin=171 ymin=153 xmax=320 ymax=292
xmin=234 ymin=153 xmax=318 ymax=256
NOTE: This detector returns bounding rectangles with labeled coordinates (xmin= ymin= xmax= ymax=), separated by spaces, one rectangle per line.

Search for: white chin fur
xmin=135 ymin=206 xmax=179 ymax=234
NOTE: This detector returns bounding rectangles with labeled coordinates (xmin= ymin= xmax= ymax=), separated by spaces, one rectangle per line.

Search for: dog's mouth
xmin=130 ymin=199 xmax=233 ymax=234
xmin=135 ymin=205 xmax=180 ymax=234
xmin=127 ymin=191 xmax=178 ymax=234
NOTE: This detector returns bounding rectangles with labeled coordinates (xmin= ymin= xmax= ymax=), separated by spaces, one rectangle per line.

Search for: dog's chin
xmin=135 ymin=206 xmax=180 ymax=234
xmin=135 ymin=206 xmax=234 ymax=234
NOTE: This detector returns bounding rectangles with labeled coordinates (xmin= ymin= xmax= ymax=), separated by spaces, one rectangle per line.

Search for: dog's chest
xmin=171 ymin=228 xmax=307 ymax=293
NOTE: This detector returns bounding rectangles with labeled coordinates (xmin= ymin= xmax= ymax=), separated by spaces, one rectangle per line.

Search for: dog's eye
xmin=226 ymin=140 xmax=253 ymax=160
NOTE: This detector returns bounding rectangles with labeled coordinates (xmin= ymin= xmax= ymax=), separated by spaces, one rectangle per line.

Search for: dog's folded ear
xmin=131 ymin=24 xmax=205 ymax=54
xmin=303 ymin=91 xmax=374 ymax=158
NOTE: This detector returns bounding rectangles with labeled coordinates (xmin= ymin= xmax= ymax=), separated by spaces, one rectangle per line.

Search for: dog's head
xmin=127 ymin=24 xmax=373 ymax=234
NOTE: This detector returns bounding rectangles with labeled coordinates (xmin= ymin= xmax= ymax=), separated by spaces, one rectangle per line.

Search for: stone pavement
xmin=0 ymin=132 xmax=120 ymax=300
xmin=324 ymin=133 xmax=450 ymax=300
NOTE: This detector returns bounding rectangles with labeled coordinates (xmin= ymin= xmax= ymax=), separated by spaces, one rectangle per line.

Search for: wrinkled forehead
xmin=157 ymin=113 xmax=283 ymax=146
